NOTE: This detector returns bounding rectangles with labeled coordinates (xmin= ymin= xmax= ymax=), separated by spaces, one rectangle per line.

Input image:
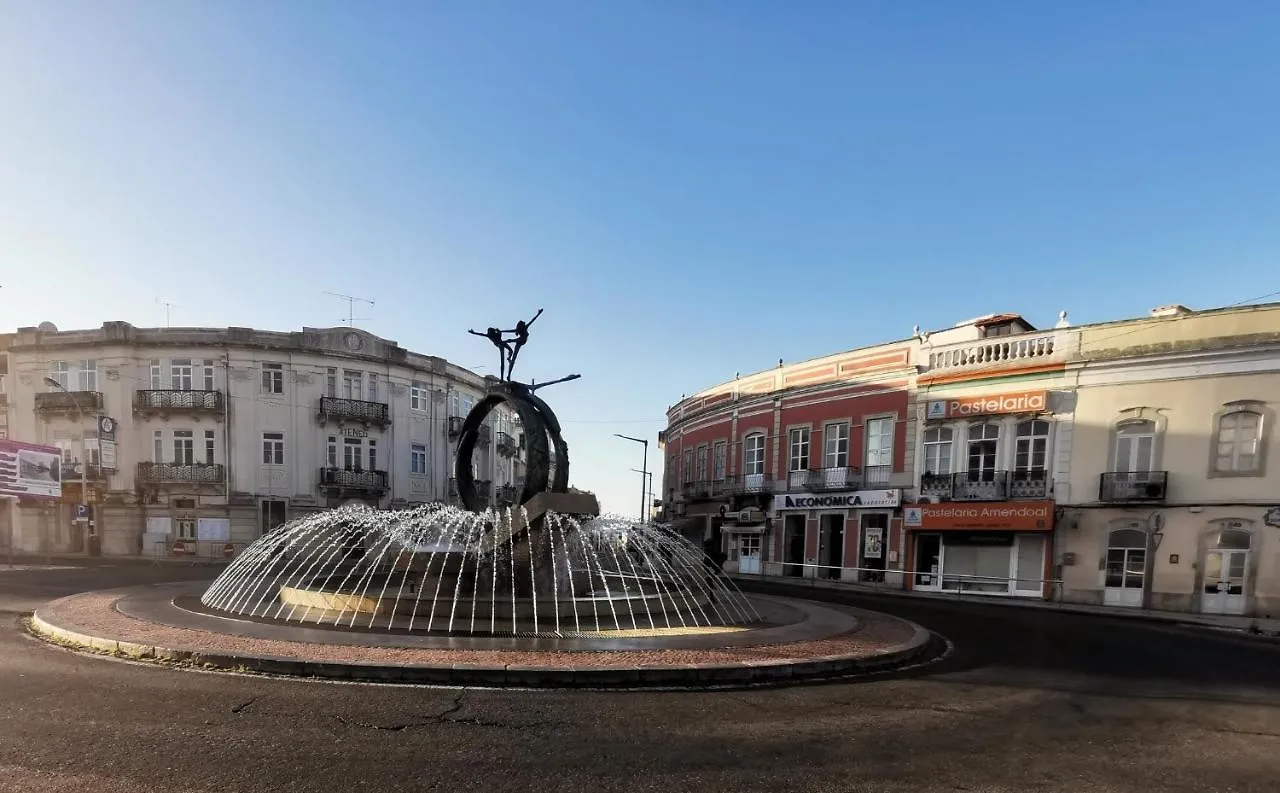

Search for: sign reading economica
xmin=904 ymin=500 xmax=1054 ymax=531
xmin=773 ymin=489 xmax=901 ymax=511
xmin=0 ymin=440 xmax=63 ymax=499
xmin=925 ymin=389 xmax=1048 ymax=420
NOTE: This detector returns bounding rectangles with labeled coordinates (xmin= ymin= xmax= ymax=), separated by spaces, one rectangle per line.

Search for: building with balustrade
xmin=1 ymin=321 xmax=526 ymax=558
xmin=662 ymin=301 xmax=1280 ymax=617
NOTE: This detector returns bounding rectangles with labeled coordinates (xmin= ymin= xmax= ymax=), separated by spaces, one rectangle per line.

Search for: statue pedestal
xmin=508 ymin=492 xmax=600 ymax=598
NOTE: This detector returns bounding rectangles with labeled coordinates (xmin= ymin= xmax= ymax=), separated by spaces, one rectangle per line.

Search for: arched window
xmin=1213 ymin=528 xmax=1251 ymax=550
xmin=1105 ymin=528 xmax=1147 ymax=592
xmin=923 ymin=426 xmax=953 ymax=475
xmin=1214 ymin=410 xmax=1263 ymax=474
xmin=1114 ymin=419 xmax=1156 ymax=473
xmin=742 ymin=433 xmax=765 ymax=476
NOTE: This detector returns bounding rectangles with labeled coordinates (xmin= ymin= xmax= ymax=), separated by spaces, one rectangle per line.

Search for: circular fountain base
xmin=28 ymin=582 xmax=941 ymax=689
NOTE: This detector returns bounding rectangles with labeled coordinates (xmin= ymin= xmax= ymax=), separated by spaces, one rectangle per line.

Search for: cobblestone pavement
xmin=3 ymin=565 xmax=1279 ymax=792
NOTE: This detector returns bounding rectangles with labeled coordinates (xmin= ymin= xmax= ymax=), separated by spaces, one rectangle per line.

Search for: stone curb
xmin=27 ymin=608 xmax=935 ymax=690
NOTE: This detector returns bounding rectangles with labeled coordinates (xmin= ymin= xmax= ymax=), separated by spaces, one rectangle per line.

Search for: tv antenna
xmin=155 ymin=297 xmax=179 ymax=327
xmin=324 ymin=291 xmax=375 ymax=327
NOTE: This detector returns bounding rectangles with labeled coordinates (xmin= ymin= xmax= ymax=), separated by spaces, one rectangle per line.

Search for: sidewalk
xmin=1 ymin=550 xmax=231 ymax=568
xmin=730 ymin=573 xmax=1280 ymax=641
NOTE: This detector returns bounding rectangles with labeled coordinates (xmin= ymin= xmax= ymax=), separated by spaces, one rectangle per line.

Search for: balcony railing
xmin=318 ymin=396 xmax=391 ymax=426
xmin=138 ymin=461 xmax=224 ymax=485
xmin=723 ymin=473 xmax=772 ymax=495
xmin=789 ymin=466 xmax=861 ymax=491
xmin=919 ymin=470 xmax=1049 ymax=501
xmin=448 ymin=416 xmax=465 ymax=438
xmin=35 ymin=390 xmax=104 ymax=414
xmin=61 ymin=461 xmax=110 ymax=480
xmin=134 ymin=389 xmax=224 ymax=416
xmin=924 ymin=330 xmax=1067 ymax=376
xmin=496 ymin=431 xmax=518 ymax=456
xmin=863 ymin=465 xmax=892 ymax=486
xmin=496 ymin=484 xmax=518 ymax=505
xmin=319 ymin=467 xmax=389 ymax=493
xmin=1099 ymin=471 xmax=1168 ymax=502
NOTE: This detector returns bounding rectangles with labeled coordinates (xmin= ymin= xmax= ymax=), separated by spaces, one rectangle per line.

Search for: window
xmin=261 ymin=500 xmax=288 ymax=534
xmin=1105 ymin=528 xmax=1147 ymax=591
xmin=866 ymin=417 xmax=893 ymax=468
xmin=49 ymin=361 xmax=69 ymax=390
xmin=327 ymin=436 xmax=338 ymax=467
xmin=261 ymin=363 xmax=284 ymax=395
xmin=1114 ymin=420 xmax=1155 ymax=473
xmin=695 ymin=446 xmax=707 ymax=481
xmin=743 ymin=433 xmax=765 ymax=476
xmin=78 ymin=360 xmax=97 ymax=391
xmin=150 ymin=359 xmax=164 ymax=390
xmin=175 ymin=518 xmax=197 ymax=541
xmin=171 ymin=358 xmax=193 ymax=390
xmin=411 ymin=443 xmax=428 ymax=474
xmin=204 ymin=430 xmax=216 ymax=464
xmin=153 ymin=430 xmax=163 ymax=462
xmin=368 ymin=439 xmax=378 ymax=471
xmin=823 ymin=422 xmax=849 ymax=468
xmin=342 ymin=370 xmax=363 ymax=400
xmin=462 ymin=395 xmax=475 ymax=416
xmin=967 ymin=422 xmax=1000 ymax=479
xmin=682 ymin=449 xmax=694 ymax=482
xmin=368 ymin=373 xmax=379 ymax=403
xmin=343 ymin=438 xmax=361 ymax=470
xmin=202 ymin=360 xmax=216 ymax=391
xmin=789 ymin=428 xmax=810 ymax=472
xmin=449 ymin=390 xmax=461 ymax=417
xmin=1215 ymin=409 xmax=1262 ymax=474
xmin=410 ymin=380 xmax=427 ymax=411
xmin=173 ymin=430 xmax=194 ymax=465
xmin=923 ymin=426 xmax=953 ymax=475
xmin=326 ymin=368 xmax=337 ymax=398
xmin=262 ymin=432 xmax=285 ymax=465
xmin=1014 ymin=419 xmax=1050 ymax=474
xmin=712 ymin=441 xmax=727 ymax=480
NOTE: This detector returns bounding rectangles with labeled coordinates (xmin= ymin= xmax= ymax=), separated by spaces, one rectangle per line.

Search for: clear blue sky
xmin=3 ymin=1 xmax=1279 ymax=516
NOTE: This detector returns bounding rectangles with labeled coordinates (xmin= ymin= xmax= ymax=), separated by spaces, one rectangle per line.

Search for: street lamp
xmin=614 ymin=433 xmax=648 ymax=523
xmin=44 ymin=378 xmax=89 ymax=545
xmin=630 ymin=467 xmax=654 ymax=523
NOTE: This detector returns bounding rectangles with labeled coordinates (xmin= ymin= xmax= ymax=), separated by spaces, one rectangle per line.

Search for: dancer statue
xmin=466 ymin=326 xmax=513 ymax=380
xmin=501 ymin=308 xmax=543 ymax=382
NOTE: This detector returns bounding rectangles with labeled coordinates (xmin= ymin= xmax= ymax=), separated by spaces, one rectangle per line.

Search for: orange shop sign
xmin=904 ymin=500 xmax=1054 ymax=531
xmin=925 ymin=389 xmax=1048 ymax=420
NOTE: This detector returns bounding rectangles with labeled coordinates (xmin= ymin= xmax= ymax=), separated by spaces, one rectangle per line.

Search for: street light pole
xmin=614 ymin=433 xmax=648 ymax=523
xmin=44 ymin=378 xmax=88 ymax=553
xmin=630 ymin=468 xmax=654 ymax=523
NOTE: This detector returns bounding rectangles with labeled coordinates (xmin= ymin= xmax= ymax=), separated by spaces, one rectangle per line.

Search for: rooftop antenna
xmin=324 ymin=291 xmax=375 ymax=328
xmin=155 ymin=297 xmax=179 ymax=327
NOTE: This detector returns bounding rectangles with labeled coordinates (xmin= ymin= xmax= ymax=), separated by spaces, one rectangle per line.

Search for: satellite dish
xmin=37 ymin=321 xmax=58 ymax=333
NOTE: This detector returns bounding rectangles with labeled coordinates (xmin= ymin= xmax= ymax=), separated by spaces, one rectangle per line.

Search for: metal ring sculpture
xmin=454 ymin=381 xmax=569 ymax=512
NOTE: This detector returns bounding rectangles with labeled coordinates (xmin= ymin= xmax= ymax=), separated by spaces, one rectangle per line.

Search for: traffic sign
xmin=74 ymin=504 xmax=90 ymax=522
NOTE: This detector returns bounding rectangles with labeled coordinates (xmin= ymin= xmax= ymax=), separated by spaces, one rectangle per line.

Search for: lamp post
xmin=44 ymin=377 xmax=89 ymax=553
xmin=630 ymin=467 xmax=654 ymax=523
xmin=614 ymin=433 xmax=648 ymax=523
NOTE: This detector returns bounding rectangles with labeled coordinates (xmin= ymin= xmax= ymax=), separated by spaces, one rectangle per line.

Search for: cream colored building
xmin=1059 ymin=303 xmax=1280 ymax=617
xmin=2 ymin=321 xmax=525 ymax=558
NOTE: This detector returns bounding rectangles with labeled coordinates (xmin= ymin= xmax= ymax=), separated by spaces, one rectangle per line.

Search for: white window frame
xmin=682 ymin=449 xmax=694 ymax=483
xmin=1214 ymin=409 xmax=1263 ymax=474
xmin=789 ymin=428 xmax=810 ymax=472
xmin=171 ymin=358 xmax=193 ymax=391
xmin=1114 ymin=420 xmax=1156 ymax=473
xmin=368 ymin=373 xmax=379 ymax=403
xmin=262 ymin=432 xmax=285 ymax=465
xmin=78 ymin=360 xmax=97 ymax=392
xmin=368 ymin=439 xmax=378 ymax=471
xmin=327 ymin=435 xmax=338 ymax=467
xmin=342 ymin=370 xmax=363 ymax=401
xmin=410 ymin=443 xmax=428 ymax=474
xmin=204 ymin=429 xmax=216 ymax=464
xmin=695 ymin=445 xmax=708 ymax=482
xmin=743 ymin=433 xmax=766 ymax=476
xmin=1014 ymin=419 xmax=1050 ymax=474
xmin=865 ymin=417 xmax=893 ymax=468
xmin=153 ymin=430 xmax=163 ymax=463
xmin=202 ymin=360 xmax=216 ymax=391
xmin=922 ymin=426 xmax=953 ymax=476
xmin=150 ymin=359 xmax=164 ymax=390
xmin=173 ymin=430 xmax=194 ymax=465
xmin=49 ymin=361 xmax=69 ymax=390
xmin=823 ymin=422 xmax=849 ymax=469
xmin=966 ymin=422 xmax=1001 ymax=477
xmin=261 ymin=363 xmax=284 ymax=395
xmin=410 ymin=381 xmax=427 ymax=411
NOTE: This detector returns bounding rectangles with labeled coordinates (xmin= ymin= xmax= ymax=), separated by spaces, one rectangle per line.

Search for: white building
xmin=1 ymin=321 xmax=526 ymax=558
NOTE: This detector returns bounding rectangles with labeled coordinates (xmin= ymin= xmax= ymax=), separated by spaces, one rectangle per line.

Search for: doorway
xmin=737 ymin=534 xmax=762 ymax=575
xmin=1103 ymin=527 xmax=1146 ymax=608
xmin=782 ymin=514 xmax=806 ymax=577
xmin=1201 ymin=526 xmax=1252 ymax=615
xmin=913 ymin=533 xmax=941 ymax=590
xmin=818 ymin=514 xmax=844 ymax=579
xmin=858 ymin=512 xmax=888 ymax=582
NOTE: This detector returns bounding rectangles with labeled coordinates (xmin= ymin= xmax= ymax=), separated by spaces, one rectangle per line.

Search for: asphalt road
xmin=2 ymin=562 xmax=1278 ymax=793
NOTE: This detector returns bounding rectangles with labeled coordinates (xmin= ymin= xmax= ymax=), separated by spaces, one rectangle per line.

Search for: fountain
xmin=200 ymin=310 xmax=759 ymax=636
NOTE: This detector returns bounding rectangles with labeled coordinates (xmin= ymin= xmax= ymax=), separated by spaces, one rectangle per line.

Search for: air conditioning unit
xmin=739 ymin=507 xmax=764 ymax=524
xmin=917 ymin=496 xmax=937 ymax=504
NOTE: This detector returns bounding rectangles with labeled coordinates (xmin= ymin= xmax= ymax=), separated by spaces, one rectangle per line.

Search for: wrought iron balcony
xmin=35 ymin=390 xmax=104 ymax=415
xmin=1099 ymin=471 xmax=1168 ymax=502
xmin=807 ymin=466 xmax=861 ymax=491
xmin=137 ymin=461 xmax=224 ymax=486
xmin=496 ymin=484 xmax=518 ymax=505
xmin=448 ymin=416 xmax=465 ymax=438
xmin=863 ymin=465 xmax=893 ymax=486
xmin=61 ymin=461 xmax=110 ymax=480
xmin=919 ymin=472 xmax=952 ymax=499
xmin=1009 ymin=469 xmax=1050 ymax=499
xmin=723 ymin=473 xmax=773 ymax=495
xmin=496 ymin=431 xmax=518 ymax=456
xmin=682 ymin=480 xmax=710 ymax=500
xmin=134 ymin=389 xmax=223 ymax=417
xmin=920 ymin=470 xmax=1047 ymax=501
xmin=950 ymin=471 xmax=1011 ymax=501
xmin=319 ymin=467 xmax=389 ymax=493
xmin=318 ymin=396 xmax=390 ymax=427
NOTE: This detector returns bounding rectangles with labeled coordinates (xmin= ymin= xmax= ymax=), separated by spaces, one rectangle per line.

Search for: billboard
xmin=0 ymin=439 xmax=63 ymax=499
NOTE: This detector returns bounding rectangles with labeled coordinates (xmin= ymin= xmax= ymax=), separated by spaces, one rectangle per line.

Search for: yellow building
xmin=1060 ymin=303 xmax=1280 ymax=617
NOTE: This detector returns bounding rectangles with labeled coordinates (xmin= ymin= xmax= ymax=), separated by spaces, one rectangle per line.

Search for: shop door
xmin=782 ymin=514 xmax=806 ymax=577
xmin=1202 ymin=550 xmax=1248 ymax=615
xmin=858 ymin=513 xmax=888 ymax=583
xmin=818 ymin=515 xmax=844 ymax=579
xmin=1012 ymin=534 xmax=1046 ymax=596
xmin=738 ymin=534 xmax=762 ymax=575
xmin=913 ymin=533 xmax=941 ymax=590
xmin=1103 ymin=529 xmax=1146 ymax=608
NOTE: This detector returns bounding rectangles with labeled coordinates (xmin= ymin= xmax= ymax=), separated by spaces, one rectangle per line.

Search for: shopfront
xmin=770 ymin=488 xmax=902 ymax=581
xmin=904 ymin=500 xmax=1054 ymax=598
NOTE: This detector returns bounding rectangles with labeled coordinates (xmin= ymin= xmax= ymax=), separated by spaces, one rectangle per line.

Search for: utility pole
xmin=324 ymin=292 xmax=376 ymax=328
xmin=156 ymin=297 xmax=179 ymax=327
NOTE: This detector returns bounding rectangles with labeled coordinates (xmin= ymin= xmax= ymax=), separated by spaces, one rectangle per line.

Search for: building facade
xmin=2 ymin=321 xmax=525 ymax=558
xmin=662 ymin=302 xmax=1280 ymax=618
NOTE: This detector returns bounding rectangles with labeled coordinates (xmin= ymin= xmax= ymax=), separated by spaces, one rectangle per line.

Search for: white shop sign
xmin=772 ymin=489 xmax=901 ymax=511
